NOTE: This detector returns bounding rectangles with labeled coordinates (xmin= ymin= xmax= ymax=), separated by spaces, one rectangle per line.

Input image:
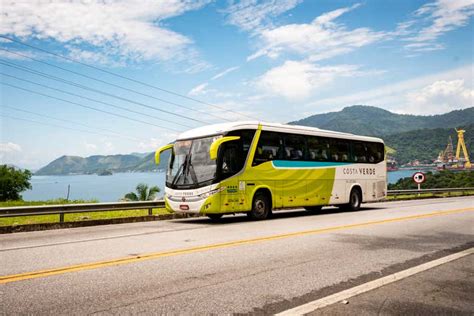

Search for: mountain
xmin=133 ymin=151 xmax=170 ymax=172
xmin=36 ymin=150 xmax=171 ymax=175
xmin=290 ymin=106 xmax=474 ymax=136
xmin=384 ymin=124 xmax=474 ymax=164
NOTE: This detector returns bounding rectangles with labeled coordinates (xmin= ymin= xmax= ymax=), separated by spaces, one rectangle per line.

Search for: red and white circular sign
xmin=412 ymin=172 xmax=426 ymax=184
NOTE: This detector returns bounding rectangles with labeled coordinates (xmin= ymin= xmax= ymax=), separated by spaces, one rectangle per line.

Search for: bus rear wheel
xmin=248 ymin=192 xmax=271 ymax=220
xmin=207 ymin=214 xmax=223 ymax=221
xmin=343 ymin=188 xmax=362 ymax=211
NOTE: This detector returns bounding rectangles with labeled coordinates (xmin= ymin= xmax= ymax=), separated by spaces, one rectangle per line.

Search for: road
xmin=1 ymin=196 xmax=473 ymax=314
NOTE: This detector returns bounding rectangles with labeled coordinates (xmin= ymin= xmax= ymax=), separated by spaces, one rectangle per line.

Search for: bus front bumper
xmin=165 ymin=185 xmax=220 ymax=214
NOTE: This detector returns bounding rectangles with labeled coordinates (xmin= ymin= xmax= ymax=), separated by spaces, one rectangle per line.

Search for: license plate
xmin=179 ymin=205 xmax=189 ymax=211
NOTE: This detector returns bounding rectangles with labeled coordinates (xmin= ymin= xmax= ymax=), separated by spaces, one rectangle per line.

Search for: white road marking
xmin=276 ymin=247 xmax=474 ymax=316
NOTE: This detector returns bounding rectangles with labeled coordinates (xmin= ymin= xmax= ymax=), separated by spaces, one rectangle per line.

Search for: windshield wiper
xmin=171 ymin=157 xmax=187 ymax=186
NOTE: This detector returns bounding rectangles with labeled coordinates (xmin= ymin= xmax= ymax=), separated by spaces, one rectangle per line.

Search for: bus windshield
xmin=167 ymin=135 xmax=222 ymax=189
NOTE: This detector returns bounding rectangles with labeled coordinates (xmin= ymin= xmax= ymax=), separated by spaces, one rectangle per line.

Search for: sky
xmin=0 ymin=0 xmax=473 ymax=169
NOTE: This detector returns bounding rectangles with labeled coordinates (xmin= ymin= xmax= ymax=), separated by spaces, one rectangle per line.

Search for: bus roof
xmin=177 ymin=121 xmax=384 ymax=143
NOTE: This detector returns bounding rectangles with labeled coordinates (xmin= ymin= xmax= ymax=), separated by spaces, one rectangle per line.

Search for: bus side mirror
xmin=209 ymin=136 xmax=240 ymax=160
xmin=155 ymin=144 xmax=174 ymax=165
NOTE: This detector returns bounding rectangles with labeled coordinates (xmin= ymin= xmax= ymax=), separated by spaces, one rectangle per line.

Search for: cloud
xmin=188 ymin=66 xmax=240 ymax=97
xmin=0 ymin=142 xmax=22 ymax=153
xmin=406 ymin=79 xmax=474 ymax=114
xmin=188 ymin=83 xmax=210 ymax=96
xmin=0 ymin=142 xmax=23 ymax=165
xmin=304 ymin=64 xmax=473 ymax=115
xmin=256 ymin=60 xmax=372 ymax=100
xmin=138 ymin=133 xmax=177 ymax=150
xmin=211 ymin=66 xmax=240 ymax=80
xmin=83 ymin=142 xmax=98 ymax=151
xmin=247 ymin=3 xmax=386 ymax=61
xmin=223 ymin=0 xmax=303 ymax=33
xmin=404 ymin=0 xmax=474 ymax=51
xmin=0 ymin=0 xmax=211 ymax=64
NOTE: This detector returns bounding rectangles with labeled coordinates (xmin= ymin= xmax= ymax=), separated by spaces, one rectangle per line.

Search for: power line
xmin=1 ymin=104 xmax=141 ymax=142
xmin=0 ymin=113 xmax=138 ymax=140
xmin=0 ymin=72 xmax=191 ymax=129
xmin=0 ymin=48 xmax=233 ymax=122
xmin=1 ymin=82 xmax=182 ymax=133
xmin=0 ymin=36 xmax=257 ymax=120
xmin=0 ymin=60 xmax=209 ymax=126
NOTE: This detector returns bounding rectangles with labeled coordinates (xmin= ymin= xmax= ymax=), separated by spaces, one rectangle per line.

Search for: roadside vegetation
xmin=0 ymin=198 xmax=98 ymax=207
xmin=123 ymin=183 xmax=160 ymax=201
xmin=388 ymin=170 xmax=474 ymax=190
xmin=0 ymin=165 xmax=32 ymax=201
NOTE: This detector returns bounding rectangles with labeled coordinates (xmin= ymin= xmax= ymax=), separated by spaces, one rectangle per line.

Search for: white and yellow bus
xmin=155 ymin=122 xmax=386 ymax=220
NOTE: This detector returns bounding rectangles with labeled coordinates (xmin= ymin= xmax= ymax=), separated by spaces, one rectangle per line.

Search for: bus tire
xmin=304 ymin=206 xmax=322 ymax=213
xmin=343 ymin=187 xmax=362 ymax=211
xmin=207 ymin=214 xmax=223 ymax=221
xmin=248 ymin=192 xmax=271 ymax=220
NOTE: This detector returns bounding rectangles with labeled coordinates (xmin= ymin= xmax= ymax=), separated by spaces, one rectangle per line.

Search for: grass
xmin=0 ymin=198 xmax=172 ymax=227
xmin=0 ymin=198 xmax=98 ymax=207
xmin=0 ymin=207 xmax=171 ymax=227
xmin=385 ymin=190 xmax=474 ymax=201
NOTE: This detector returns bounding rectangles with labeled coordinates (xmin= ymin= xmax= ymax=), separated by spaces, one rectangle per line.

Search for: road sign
xmin=412 ymin=172 xmax=426 ymax=184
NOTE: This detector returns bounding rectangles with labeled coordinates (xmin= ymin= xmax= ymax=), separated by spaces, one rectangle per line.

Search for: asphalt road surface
xmin=1 ymin=196 xmax=473 ymax=314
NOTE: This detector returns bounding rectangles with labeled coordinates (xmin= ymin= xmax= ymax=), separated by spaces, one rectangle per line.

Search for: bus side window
xmin=336 ymin=141 xmax=350 ymax=162
xmin=221 ymin=143 xmax=239 ymax=175
xmin=366 ymin=142 xmax=384 ymax=163
xmin=352 ymin=142 xmax=368 ymax=163
xmin=307 ymin=136 xmax=330 ymax=162
xmin=283 ymin=134 xmax=305 ymax=160
xmin=253 ymin=131 xmax=282 ymax=166
xmin=220 ymin=129 xmax=257 ymax=179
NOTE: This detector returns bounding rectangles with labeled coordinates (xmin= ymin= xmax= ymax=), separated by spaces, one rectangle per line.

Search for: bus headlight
xmin=199 ymin=187 xmax=225 ymax=199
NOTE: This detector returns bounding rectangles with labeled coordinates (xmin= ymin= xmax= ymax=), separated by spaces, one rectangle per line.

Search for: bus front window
xmin=167 ymin=136 xmax=220 ymax=189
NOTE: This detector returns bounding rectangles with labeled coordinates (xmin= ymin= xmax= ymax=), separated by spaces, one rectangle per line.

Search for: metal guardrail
xmin=0 ymin=188 xmax=473 ymax=223
xmin=387 ymin=187 xmax=474 ymax=195
xmin=0 ymin=200 xmax=165 ymax=222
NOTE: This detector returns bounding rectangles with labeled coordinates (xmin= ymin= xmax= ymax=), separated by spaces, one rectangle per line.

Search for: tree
xmin=124 ymin=183 xmax=160 ymax=201
xmin=0 ymin=165 xmax=32 ymax=201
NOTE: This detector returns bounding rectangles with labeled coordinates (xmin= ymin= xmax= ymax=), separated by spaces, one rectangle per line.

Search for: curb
xmin=0 ymin=213 xmax=201 ymax=234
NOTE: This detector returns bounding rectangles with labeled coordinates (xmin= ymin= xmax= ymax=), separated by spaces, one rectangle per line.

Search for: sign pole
xmin=412 ymin=172 xmax=425 ymax=197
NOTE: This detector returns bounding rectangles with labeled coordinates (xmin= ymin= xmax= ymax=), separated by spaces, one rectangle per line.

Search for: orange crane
xmin=455 ymin=129 xmax=471 ymax=169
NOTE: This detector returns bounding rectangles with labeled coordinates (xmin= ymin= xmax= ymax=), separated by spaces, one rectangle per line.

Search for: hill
xmin=290 ymin=106 xmax=474 ymax=136
xmin=133 ymin=151 xmax=170 ymax=172
xmin=384 ymin=124 xmax=474 ymax=164
xmin=35 ymin=150 xmax=171 ymax=175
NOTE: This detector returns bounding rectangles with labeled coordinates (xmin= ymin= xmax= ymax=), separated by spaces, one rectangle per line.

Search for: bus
xmin=155 ymin=122 xmax=386 ymax=220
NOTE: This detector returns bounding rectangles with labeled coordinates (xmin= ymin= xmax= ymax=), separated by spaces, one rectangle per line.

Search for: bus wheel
xmin=248 ymin=192 xmax=270 ymax=220
xmin=207 ymin=214 xmax=223 ymax=221
xmin=343 ymin=188 xmax=362 ymax=211
xmin=304 ymin=206 xmax=322 ymax=213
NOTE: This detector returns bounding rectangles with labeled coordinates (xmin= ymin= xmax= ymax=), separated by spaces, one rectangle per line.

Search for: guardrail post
xmin=148 ymin=208 xmax=153 ymax=216
xmin=59 ymin=213 xmax=65 ymax=223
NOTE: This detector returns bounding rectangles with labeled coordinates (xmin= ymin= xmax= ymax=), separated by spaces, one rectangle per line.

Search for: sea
xmin=22 ymin=169 xmax=425 ymax=203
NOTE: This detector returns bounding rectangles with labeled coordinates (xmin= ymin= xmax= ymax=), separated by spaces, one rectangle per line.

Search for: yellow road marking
xmin=1 ymin=207 xmax=473 ymax=284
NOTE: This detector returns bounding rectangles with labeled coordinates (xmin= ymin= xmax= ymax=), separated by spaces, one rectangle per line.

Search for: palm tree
xmin=124 ymin=183 xmax=160 ymax=201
